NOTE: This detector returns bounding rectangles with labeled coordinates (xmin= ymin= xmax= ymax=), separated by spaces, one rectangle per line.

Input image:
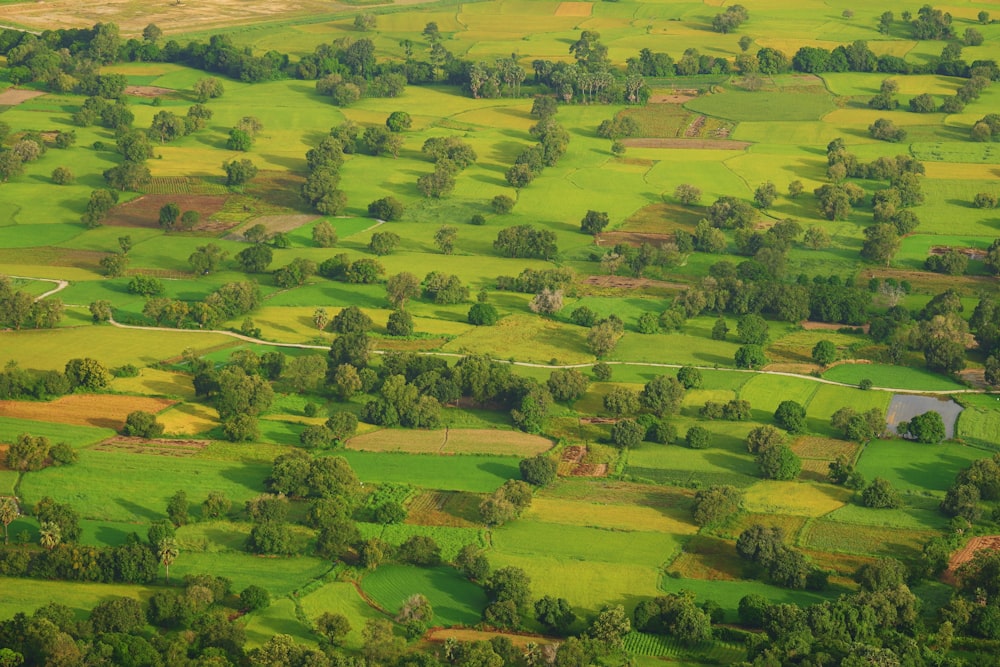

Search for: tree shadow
xmin=116 ymin=498 xmax=161 ymax=522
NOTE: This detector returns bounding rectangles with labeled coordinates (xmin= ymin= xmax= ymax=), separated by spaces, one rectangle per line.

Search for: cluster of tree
xmin=736 ymin=524 xmax=827 ymax=590
xmin=300 ymin=127 xmax=349 ymax=215
xmin=712 ymin=5 xmax=749 ymax=33
xmin=130 ymin=280 xmax=261 ymax=331
xmin=418 ymin=136 xmax=476 ymax=197
xmin=925 ymin=247 xmax=969 ymax=275
xmin=700 ymin=399 xmax=752 ymax=421
xmin=830 ymin=405 xmax=886 ymax=443
xmin=0 ymin=362 xmax=71 ymax=401
xmin=4 ymin=433 xmax=76 ymax=472
xmin=479 ymin=480 xmax=533 ymax=527
xmin=493 ymin=225 xmax=558 ymax=259
xmin=318 ymin=253 xmax=384 ymax=284
xmin=466 ymin=56 xmax=527 ymax=99
xmin=897 ymin=410 xmax=947 ymax=443
xmin=523 ymin=32 xmax=648 ymax=105
xmin=972 ymin=112 xmax=1000 ymax=142
xmin=868 ymin=288 xmax=974 ymax=374
xmin=0 ymin=277 xmax=63 ymax=330
xmin=633 ymin=591 xmax=714 ymax=646
xmin=0 ymin=127 xmax=48 ymax=185
xmin=692 ymin=485 xmax=743 ymax=527
xmin=496 ymin=266 xmax=574 ymax=294
xmin=939 ymin=452 xmax=1000 ymax=522
xmin=505 ymin=116 xmax=571 ymax=190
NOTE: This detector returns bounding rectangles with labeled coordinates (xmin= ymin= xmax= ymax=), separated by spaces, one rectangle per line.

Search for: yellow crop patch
xmin=555 ymin=2 xmax=594 ymax=17
xmin=743 ymin=481 xmax=852 ymax=517
xmin=922 ymin=162 xmax=1000 ymax=181
xmin=527 ymin=497 xmax=698 ymax=534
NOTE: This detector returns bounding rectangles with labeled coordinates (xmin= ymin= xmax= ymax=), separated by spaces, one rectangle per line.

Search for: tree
xmin=535 ymin=596 xmax=575 ymax=635
xmin=367 ymin=196 xmax=404 ymax=221
xmin=675 ymin=184 xmax=702 ymax=205
xmin=35 ymin=497 xmax=81 ymax=543
xmin=189 ymin=243 xmax=228 ymax=275
xmin=158 ymin=203 xmax=180 ymax=231
xmin=384 ymin=272 xmax=420 ymax=309
xmin=386 ymin=309 xmax=413 ymax=337
xmin=203 ymin=491 xmax=232 ymax=519
xmin=861 ymin=224 xmax=900 ymax=266
xmin=746 ymin=425 xmax=784 ymax=454
xmin=65 ymin=358 xmax=111 ymax=390
xmin=123 ymin=411 xmax=164 ymax=438
xmin=588 ymin=320 xmax=624 ymax=358
xmin=51 ymin=166 xmax=74 ymax=185
xmin=547 ymin=368 xmax=589 ymax=403
xmin=757 ymin=444 xmax=801 ymax=480
xmin=686 ymin=426 xmax=711 ymax=449
xmin=869 ymin=118 xmax=907 ymax=142
xmin=774 ymin=400 xmax=807 ymax=434
xmin=223 ymin=159 xmax=258 ymax=186
xmin=492 ymin=195 xmax=515 ymax=214
xmin=316 ymin=612 xmax=351 ymax=646
xmin=520 ymin=455 xmax=557 ymax=486
xmin=677 ymin=366 xmax=702 ymax=389
xmin=158 ymin=538 xmax=179 ymax=582
xmin=737 ymin=314 xmax=769 ymax=345
xmin=861 ymin=477 xmax=902 ymax=509
xmin=236 ymin=243 xmax=273 ymax=273
xmin=604 ymin=387 xmax=639 ymax=416
xmin=39 ymin=521 xmax=61 ymax=550
xmin=754 ymin=181 xmax=777 ymax=209
xmin=901 ymin=410 xmax=947 ymax=443
xmin=368 ymin=231 xmax=401 ymax=256
xmin=580 ymin=210 xmax=610 ymax=235
xmin=143 ymin=23 xmax=163 ymax=42
xmin=811 ymin=339 xmax=837 ymax=365
xmin=611 ymin=419 xmax=645 ymax=449
xmin=588 ymin=605 xmax=631 ymax=652
xmin=0 ymin=496 xmax=20 ymax=544
xmin=735 ymin=345 xmax=767 ymax=369
xmin=240 ymin=585 xmax=271 ymax=612
xmin=529 ymin=288 xmax=563 ymax=315
xmin=434 ymin=225 xmax=458 ymax=254
xmin=193 ymin=77 xmax=224 ymax=102
xmin=640 ymin=375 xmax=685 ymax=417
xmin=167 ymin=490 xmax=189 ymax=527
xmin=693 ymin=485 xmax=742 ymax=526
xmin=468 ymin=302 xmax=499 ymax=326
xmin=385 ymin=111 xmax=411 ymax=132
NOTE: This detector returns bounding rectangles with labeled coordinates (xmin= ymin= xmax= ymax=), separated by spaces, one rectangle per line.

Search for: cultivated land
xmin=2 ymin=0 xmax=1000 ymax=664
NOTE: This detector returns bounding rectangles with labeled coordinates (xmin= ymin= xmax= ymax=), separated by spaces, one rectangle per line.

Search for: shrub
xmin=240 ymin=585 xmax=271 ymax=611
xmin=51 ymin=166 xmax=74 ymax=185
xmin=686 ymin=426 xmax=711 ymax=449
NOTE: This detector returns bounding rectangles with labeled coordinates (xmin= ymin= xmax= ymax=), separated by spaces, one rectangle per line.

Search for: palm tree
xmin=0 ymin=497 xmax=19 ymax=545
xmin=158 ymin=538 xmax=179 ymax=582
xmin=39 ymin=521 xmax=61 ymax=550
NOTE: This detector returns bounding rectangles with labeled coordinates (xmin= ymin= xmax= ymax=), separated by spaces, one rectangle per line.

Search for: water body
xmin=886 ymin=394 xmax=964 ymax=439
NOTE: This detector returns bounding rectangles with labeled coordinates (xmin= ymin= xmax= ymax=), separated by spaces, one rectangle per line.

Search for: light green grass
xmin=658 ymin=577 xmax=837 ymax=623
xmin=855 ymin=438 xmax=990 ymax=494
xmin=357 ymin=522 xmax=485 ymax=561
xmin=245 ymin=598 xmax=317 ymax=649
xmin=822 ymin=364 xmax=966 ymax=391
xmin=171 ymin=551 xmax=332 ymax=598
xmin=337 ymin=451 xmax=518 ymax=492
xmin=685 ymin=90 xmax=837 ymax=122
xmin=0 ymin=416 xmax=113 ymax=448
xmin=739 ymin=374 xmax=820 ymax=423
xmin=805 ymin=384 xmax=893 ymax=436
xmin=0 ymin=578 xmax=156 ymax=620
xmin=19 ymin=449 xmax=270 ymax=522
xmin=299 ymin=581 xmax=385 ymax=650
xmin=361 ymin=564 xmax=486 ymax=627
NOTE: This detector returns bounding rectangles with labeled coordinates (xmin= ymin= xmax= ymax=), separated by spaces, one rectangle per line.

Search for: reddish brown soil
xmin=557 ymin=445 xmax=609 ymax=477
xmin=622 ymin=137 xmax=750 ymax=150
xmin=582 ymin=274 xmax=688 ymax=290
xmin=125 ymin=85 xmax=176 ymax=98
xmin=945 ymin=536 xmax=1000 ymax=584
xmin=103 ymin=194 xmax=229 ymax=228
xmin=0 ymin=395 xmax=175 ymax=430
xmin=93 ymin=436 xmax=210 ymax=457
xmin=0 ymin=89 xmax=46 ymax=105
xmin=596 ymin=230 xmax=675 ymax=247
xmin=929 ymin=245 xmax=987 ymax=260
xmin=0 ymin=445 xmax=9 ymax=471
xmin=800 ymin=320 xmax=871 ymax=334
xmin=648 ymin=91 xmax=698 ymax=104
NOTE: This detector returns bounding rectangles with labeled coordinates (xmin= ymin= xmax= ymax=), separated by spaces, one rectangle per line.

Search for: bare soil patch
xmin=958 ymin=368 xmax=989 ymax=390
xmin=245 ymin=171 xmax=309 ymax=211
xmin=800 ymin=320 xmax=870 ymax=333
xmin=93 ymin=436 xmax=210 ymax=457
xmin=649 ymin=89 xmax=699 ymax=104
xmin=929 ymin=245 xmax=987 ymax=261
xmin=582 ymin=274 xmax=688 ymax=291
xmin=621 ymin=202 xmax=703 ymax=234
xmin=0 ymin=0 xmax=439 ymax=34
xmin=557 ymin=445 xmax=608 ymax=477
xmin=946 ymin=535 xmax=1000 ymax=584
xmin=0 ymin=246 xmax=106 ymax=271
xmin=104 ymin=194 xmax=229 ymax=229
xmin=226 ymin=214 xmax=318 ymax=241
xmin=406 ymin=490 xmax=481 ymax=528
xmin=0 ymin=89 xmax=46 ymax=106
xmin=427 ymin=628 xmax=557 ymax=649
xmin=0 ymin=395 xmax=175 ymax=430
xmin=791 ymin=436 xmax=859 ymax=461
xmin=596 ymin=230 xmax=674 ymax=248
xmin=622 ymin=137 xmax=750 ymax=150
xmin=125 ymin=85 xmax=176 ymax=98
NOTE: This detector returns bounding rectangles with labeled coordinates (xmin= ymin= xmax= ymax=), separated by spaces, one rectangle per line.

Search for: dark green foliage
xmin=756 ymin=444 xmax=801 ymax=480
xmin=535 ymin=596 xmax=575 ymax=635
xmin=240 ymin=585 xmax=271 ymax=611
xmin=900 ymin=410 xmax=947 ymax=443
xmin=774 ymin=400 xmax=807 ymax=434
xmin=676 ymin=366 xmax=702 ymax=389
xmin=580 ymin=210 xmax=609 ymax=235
xmin=367 ymin=197 xmax=404 ymax=221
xmin=685 ymin=426 xmax=711 ymax=449
xmin=735 ymin=345 xmax=767 ymax=369
xmin=611 ymin=419 xmax=644 ymax=449
xmin=861 ymin=477 xmax=903 ymax=509
xmin=123 ymin=411 xmax=164 ymax=438
xmin=467 ymin=302 xmax=499 ymax=326
xmin=693 ymin=485 xmax=742 ymax=526
xmin=811 ymin=340 xmax=837 ymax=365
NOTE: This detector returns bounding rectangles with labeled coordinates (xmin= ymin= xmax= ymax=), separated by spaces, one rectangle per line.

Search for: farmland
xmin=1 ymin=0 xmax=1000 ymax=664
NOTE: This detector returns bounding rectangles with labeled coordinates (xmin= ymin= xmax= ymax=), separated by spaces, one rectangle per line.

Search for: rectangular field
xmin=337 ymin=451 xmax=519 ymax=493
xmin=803 ymin=520 xmax=937 ymax=560
xmin=346 ymin=428 xmax=552 ymax=456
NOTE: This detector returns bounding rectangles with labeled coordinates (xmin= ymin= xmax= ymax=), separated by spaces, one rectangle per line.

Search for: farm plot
xmin=0 ymin=416 xmax=112 ymax=448
xmin=822 ymin=363 xmax=966 ymax=391
xmin=300 ymin=582 xmax=384 ymax=651
xmin=102 ymin=194 xmax=229 ymax=229
xmin=803 ymin=520 xmax=937 ymax=560
xmin=358 ymin=522 xmax=484 ymax=562
xmin=362 ymin=565 xmax=487 ymax=628
xmin=805 ymin=384 xmax=892 ymax=436
xmin=245 ymin=598 xmax=316 ymax=649
xmin=0 ymin=578 xmax=154 ymax=621
xmin=346 ymin=428 xmax=552 ymax=456
xmin=742 ymin=481 xmax=851 ymax=517
xmin=855 ymin=438 xmax=988 ymax=494
xmin=667 ymin=534 xmax=743 ymax=581
xmin=338 ymin=451 xmax=518 ymax=493
xmin=946 ymin=536 xmax=1000 ymax=583
xmin=622 ymin=632 xmax=744 ymax=663
xmin=406 ymin=490 xmax=483 ymax=528
xmin=19 ymin=449 xmax=270 ymax=522
xmin=491 ymin=519 xmax=675 ymax=569
xmin=171 ymin=551 xmax=331 ymax=598
xmin=0 ymin=395 xmax=175 ymax=431
xmin=92 ymin=436 xmax=210 ymax=457
xmin=886 ymin=395 xmax=964 ymax=439
xmin=739 ymin=374 xmax=820 ymax=420
xmin=658 ymin=577 xmax=835 ymax=623
xmin=956 ymin=396 xmax=1000 ymax=449
xmin=525 ymin=497 xmax=697 ymax=535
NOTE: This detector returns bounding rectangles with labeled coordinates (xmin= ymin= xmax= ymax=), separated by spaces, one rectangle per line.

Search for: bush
xmin=240 ymin=585 xmax=271 ymax=611
xmin=51 ymin=166 xmax=74 ymax=185
xmin=520 ymin=455 xmax=557 ymax=486
xmin=468 ymin=302 xmax=499 ymax=326
xmin=367 ymin=197 xmax=404 ymax=221
xmin=685 ymin=426 xmax=711 ymax=449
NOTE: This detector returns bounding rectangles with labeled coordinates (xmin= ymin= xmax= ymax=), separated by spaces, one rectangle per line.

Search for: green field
xmin=2 ymin=0 xmax=1000 ymax=662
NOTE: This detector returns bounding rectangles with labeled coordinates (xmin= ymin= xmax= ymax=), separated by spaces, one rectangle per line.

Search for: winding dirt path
xmin=102 ymin=318 xmax=984 ymax=396
xmin=8 ymin=275 xmax=70 ymax=302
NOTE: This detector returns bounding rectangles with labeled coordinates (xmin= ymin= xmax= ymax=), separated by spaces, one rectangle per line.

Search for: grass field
xmin=2 ymin=0 xmax=1000 ymax=651
xmin=361 ymin=564 xmax=487 ymax=627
